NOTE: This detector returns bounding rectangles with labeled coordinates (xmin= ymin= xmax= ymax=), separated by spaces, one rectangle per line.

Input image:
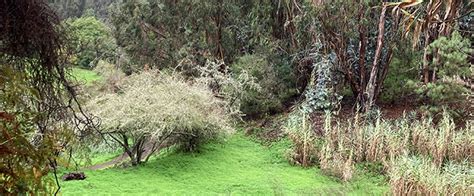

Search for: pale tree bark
xmin=364 ymin=5 xmax=387 ymax=113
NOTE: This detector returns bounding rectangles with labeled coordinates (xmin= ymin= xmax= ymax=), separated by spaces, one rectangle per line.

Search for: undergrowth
xmin=389 ymin=156 xmax=473 ymax=195
xmin=284 ymin=110 xmax=473 ymax=194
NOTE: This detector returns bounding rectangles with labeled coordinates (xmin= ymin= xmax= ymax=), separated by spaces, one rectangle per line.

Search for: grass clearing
xmin=71 ymin=67 xmax=102 ymax=84
xmin=60 ymin=134 xmax=388 ymax=195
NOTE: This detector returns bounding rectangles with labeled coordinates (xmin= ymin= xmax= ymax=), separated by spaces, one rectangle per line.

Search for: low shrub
xmin=229 ymin=54 xmax=286 ymax=116
xmin=87 ymin=71 xmax=232 ymax=165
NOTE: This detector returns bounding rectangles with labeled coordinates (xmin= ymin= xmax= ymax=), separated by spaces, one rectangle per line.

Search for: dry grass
xmin=322 ymin=112 xmax=472 ymax=168
xmin=285 ymin=109 xmax=473 ymax=191
xmin=388 ymin=156 xmax=473 ymax=195
xmin=410 ymin=115 xmax=473 ymax=166
xmin=283 ymin=109 xmax=318 ymax=167
xmin=319 ymin=115 xmax=354 ymax=181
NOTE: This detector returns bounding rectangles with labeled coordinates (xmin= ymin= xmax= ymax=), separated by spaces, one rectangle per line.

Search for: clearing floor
xmin=60 ymin=134 xmax=388 ymax=195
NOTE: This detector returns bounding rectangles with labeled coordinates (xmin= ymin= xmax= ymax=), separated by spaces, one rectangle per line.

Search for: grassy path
xmin=61 ymin=134 xmax=388 ymax=195
xmin=71 ymin=67 xmax=101 ymax=84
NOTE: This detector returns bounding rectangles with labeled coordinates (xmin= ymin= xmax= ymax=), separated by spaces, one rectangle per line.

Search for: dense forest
xmin=1 ymin=0 xmax=473 ymax=195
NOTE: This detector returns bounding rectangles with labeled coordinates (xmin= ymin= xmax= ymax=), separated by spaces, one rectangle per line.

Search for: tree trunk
xmin=364 ymin=5 xmax=387 ymax=113
xmin=77 ymin=0 xmax=86 ymax=17
xmin=355 ymin=4 xmax=368 ymax=110
xmin=422 ymin=33 xmax=432 ymax=84
xmin=215 ymin=0 xmax=224 ymax=60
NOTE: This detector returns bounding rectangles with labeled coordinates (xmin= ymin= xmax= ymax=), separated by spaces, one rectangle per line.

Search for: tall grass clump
xmin=284 ymin=109 xmax=473 ymax=186
xmin=410 ymin=113 xmax=473 ymax=166
xmin=388 ymin=156 xmax=473 ymax=195
xmin=319 ymin=116 xmax=354 ymax=182
xmin=322 ymin=112 xmax=472 ymax=168
xmin=315 ymin=113 xmax=411 ymax=181
xmin=88 ymin=71 xmax=232 ymax=165
xmin=283 ymin=109 xmax=318 ymax=167
xmin=354 ymin=114 xmax=411 ymax=165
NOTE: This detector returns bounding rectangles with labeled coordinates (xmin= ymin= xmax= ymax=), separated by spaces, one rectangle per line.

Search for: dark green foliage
xmin=427 ymin=31 xmax=471 ymax=79
xmin=407 ymin=31 xmax=472 ymax=118
xmin=381 ymin=47 xmax=420 ymax=103
xmin=303 ymin=55 xmax=342 ymax=113
xmin=230 ymin=55 xmax=284 ymax=116
xmin=107 ymin=0 xmax=303 ymax=116
xmin=48 ymin=0 xmax=116 ymax=19
xmin=65 ymin=16 xmax=116 ymax=68
xmin=109 ymin=0 xmax=248 ymax=70
xmin=311 ymin=0 xmax=404 ymax=112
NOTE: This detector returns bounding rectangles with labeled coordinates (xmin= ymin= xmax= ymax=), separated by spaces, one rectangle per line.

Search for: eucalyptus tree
xmin=48 ymin=0 xmax=116 ymax=19
xmin=110 ymin=0 xmax=250 ymax=71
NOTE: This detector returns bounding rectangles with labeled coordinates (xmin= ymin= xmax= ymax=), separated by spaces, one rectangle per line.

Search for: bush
xmin=87 ymin=71 xmax=232 ymax=165
xmin=65 ymin=16 xmax=116 ymax=68
xmin=229 ymin=54 xmax=287 ymax=116
xmin=407 ymin=31 xmax=472 ymax=119
xmin=381 ymin=47 xmax=420 ymax=103
xmin=196 ymin=59 xmax=261 ymax=117
xmin=93 ymin=60 xmax=126 ymax=93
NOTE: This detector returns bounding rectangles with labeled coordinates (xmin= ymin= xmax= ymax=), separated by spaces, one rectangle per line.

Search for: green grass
xmin=60 ymin=134 xmax=388 ymax=195
xmin=71 ymin=67 xmax=102 ymax=84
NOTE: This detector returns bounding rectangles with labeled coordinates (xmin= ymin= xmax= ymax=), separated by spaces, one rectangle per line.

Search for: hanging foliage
xmin=1 ymin=0 xmax=94 ymax=194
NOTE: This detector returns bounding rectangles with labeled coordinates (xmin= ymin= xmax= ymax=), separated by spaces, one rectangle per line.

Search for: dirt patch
xmin=245 ymin=113 xmax=288 ymax=144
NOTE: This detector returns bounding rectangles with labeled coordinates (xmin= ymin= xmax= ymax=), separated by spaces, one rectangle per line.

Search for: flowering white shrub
xmin=88 ymin=71 xmax=232 ymax=165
